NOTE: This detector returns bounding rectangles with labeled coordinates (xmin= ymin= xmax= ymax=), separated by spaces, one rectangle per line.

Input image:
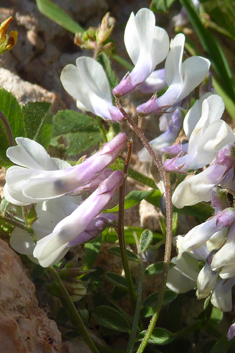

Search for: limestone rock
xmin=0 ymin=239 xmax=62 ymax=353
xmin=0 ymin=68 xmax=65 ymax=113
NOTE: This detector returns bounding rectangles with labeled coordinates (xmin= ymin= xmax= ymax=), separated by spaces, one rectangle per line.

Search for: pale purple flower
xmin=227 ymin=323 xmax=235 ymax=340
xmin=211 ymin=223 xmax=235 ymax=278
xmin=10 ymin=197 xmax=115 ymax=263
xmin=196 ymin=251 xmax=219 ymax=299
xmin=10 ymin=194 xmax=82 ymax=262
xmin=113 ymin=8 xmax=169 ymax=97
xmin=211 ymin=277 xmax=235 ymax=312
xmin=176 ymin=208 xmax=235 ymax=255
xmin=138 ymin=69 xmax=166 ymax=94
xmin=166 ymin=252 xmax=199 ymax=293
xmin=172 ymin=143 xmax=235 ymax=208
xmin=136 ymin=33 xmax=210 ymax=116
xmin=4 ymin=133 xmax=127 ymax=205
xmin=61 ymin=56 xmax=124 ymax=121
xmin=67 ymin=213 xmax=116 ymax=247
xmin=164 ymin=94 xmax=234 ymax=172
xmin=33 ymin=170 xmax=124 ymax=267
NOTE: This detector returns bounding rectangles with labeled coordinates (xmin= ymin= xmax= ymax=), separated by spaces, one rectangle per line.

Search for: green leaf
xmin=175 ymin=202 xmax=213 ymax=221
xmin=0 ymin=89 xmax=24 ymax=137
xmin=103 ymin=273 xmax=128 ymax=290
xmin=83 ymin=234 xmax=101 ymax=270
xmin=210 ymin=335 xmax=233 ymax=353
xmin=145 ymin=262 xmax=175 ymax=276
xmin=51 ymin=110 xmax=102 ymax=156
xmin=201 ymin=0 xmax=235 ymax=41
xmin=106 ymin=189 xmax=161 ymax=212
xmin=92 ymin=306 xmax=130 ymax=333
xmin=212 ymin=77 xmax=235 ymax=121
xmin=108 ymin=246 xmax=139 ymax=262
xmin=139 ymin=328 xmax=175 ymax=345
xmin=0 ymin=89 xmax=24 ymax=165
xmin=36 ymin=0 xmax=84 ymax=34
xmin=140 ymin=229 xmax=153 ymax=253
xmin=150 ymin=0 xmax=176 ymax=13
xmin=180 ymin=0 xmax=235 ymax=103
xmin=172 ymin=212 xmax=178 ymax=237
xmin=111 ymin=160 xmax=157 ymax=189
xmin=22 ymin=101 xmax=52 ymax=149
xmin=210 ymin=307 xmax=223 ymax=324
xmin=141 ymin=290 xmax=177 ymax=317
xmin=128 ymin=167 xmax=157 ymax=189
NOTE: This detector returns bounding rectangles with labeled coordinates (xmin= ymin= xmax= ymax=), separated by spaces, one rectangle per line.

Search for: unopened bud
xmin=97 ymin=12 xmax=115 ymax=43
xmin=0 ymin=17 xmax=18 ymax=54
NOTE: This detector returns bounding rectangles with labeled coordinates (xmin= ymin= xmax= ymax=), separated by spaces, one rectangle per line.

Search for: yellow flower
xmin=0 ymin=17 xmax=18 ymax=54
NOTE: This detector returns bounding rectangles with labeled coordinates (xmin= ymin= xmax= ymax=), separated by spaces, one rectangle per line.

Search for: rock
xmin=0 ymin=68 xmax=65 ymax=113
xmin=61 ymin=338 xmax=92 ymax=353
xmin=0 ymin=239 xmax=62 ymax=353
xmin=139 ymin=199 xmax=161 ymax=232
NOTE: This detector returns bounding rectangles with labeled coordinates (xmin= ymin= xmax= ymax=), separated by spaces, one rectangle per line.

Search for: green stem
xmin=126 ymin=236 xmax=144 ymax=353
xmin=96 ymin=116 xmax=108 ymax=142
xmin=0 ymin=214 xmax=34 ymax=234
xmin=136 ymin=173 xmax=172 ymax=353
xmin=118 ymin=141 xmax=137 ymax=311
xmin=48 ymin=266 xmax=100 ymax=353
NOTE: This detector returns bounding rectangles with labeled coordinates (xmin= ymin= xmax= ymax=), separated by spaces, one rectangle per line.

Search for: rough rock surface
xmin=0 ymin=68 xmax=65 ymax=112
xmin=0 ymin=239 xmax=62 ymax=353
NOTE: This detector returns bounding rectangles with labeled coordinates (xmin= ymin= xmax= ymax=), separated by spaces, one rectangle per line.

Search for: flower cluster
xmin=61 ymin=8 xmax=210 ymax=125
xmin=6 ymin=134 xmax=126 ymax=267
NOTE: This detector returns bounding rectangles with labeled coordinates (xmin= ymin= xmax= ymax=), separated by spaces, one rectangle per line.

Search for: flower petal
xmin=113 ymin=8 xmax=169 ymax=96
xmin=61 ymin=57 xmax=123 ymax=121
xmin=211 ymin=277 xmax=235 ymax=312
xmin=176 ymin=56 xmax=210 ymax=102
xmin=172 ymin=164 xmax=228 ymax=208
xmin=7 ymin=137 xmax=59 ymax=170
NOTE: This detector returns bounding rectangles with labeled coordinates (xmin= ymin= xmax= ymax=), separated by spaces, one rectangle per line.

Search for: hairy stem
xmin=126 ymin=233 xmax=144 ymax=353
xmin=136 ymin=172 xmax=172 ymax=353
xmin=118 ymin=140 xmax=137 ymax=310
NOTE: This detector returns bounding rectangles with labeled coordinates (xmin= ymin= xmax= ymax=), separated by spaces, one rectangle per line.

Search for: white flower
xmin=61 ymin=56 xmax=124 ymax=121
xmin=33 ymin=171 xmax=123 ymax=267
xmin=113 ymin=8 xmax=169 ymax=97
xmin=196 ymin=254 xmax=219 ymax=299
xmin=4 ymin=137 xmax=70 ymax=206
xmin=137 ymin=33 xmax=211 ymax=115
xmin=10 ymin=195 xmax=81 ymax=262
xmin=166 ymin=252 xmax=199 ymax=293
xmin=211 ymin=277 xmax=235 ymax=312
xmin=172 ymin=143 xmax=235 ymax=208
xmin=164 ymin=94 xmax=235 ymax=172
xmin=4 ymin=134 xmax=127 ymax=205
